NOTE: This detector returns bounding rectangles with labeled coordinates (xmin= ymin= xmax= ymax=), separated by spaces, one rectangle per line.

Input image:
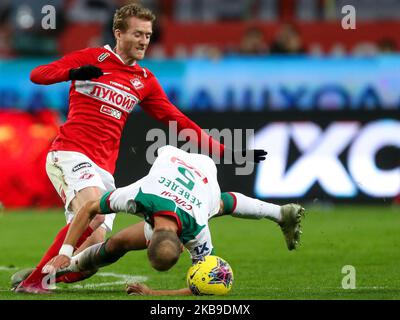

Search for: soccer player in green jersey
xmin=39 ymin=145 xmax=304 ymax=295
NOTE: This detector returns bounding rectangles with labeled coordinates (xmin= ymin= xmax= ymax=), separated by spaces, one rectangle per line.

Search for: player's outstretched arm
xmin=126 ymin=283 xmax=192 ymax=296
xmin=30 ymin=48 xmax=102 ymax=85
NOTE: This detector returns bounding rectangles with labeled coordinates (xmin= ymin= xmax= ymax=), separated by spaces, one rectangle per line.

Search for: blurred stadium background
xmin=0 ymin=0 xmax=399 ymax=300
xmin=0 ymin=0 xmax=398 ymax=208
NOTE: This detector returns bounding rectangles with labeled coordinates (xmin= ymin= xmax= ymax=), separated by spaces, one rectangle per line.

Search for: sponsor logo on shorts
xmin=100 ymin=105 xmax=122 ymax=119
xmin=72 ymin=162 xmax=92 ymax=172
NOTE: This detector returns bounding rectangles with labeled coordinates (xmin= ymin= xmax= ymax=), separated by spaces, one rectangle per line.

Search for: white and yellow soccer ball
xmin=186 ymin=255 xmax=234 ymax=295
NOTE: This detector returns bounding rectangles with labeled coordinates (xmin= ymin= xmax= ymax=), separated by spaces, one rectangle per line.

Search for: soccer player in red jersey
xmin=14 ymin=3 xmax=266 ymax=293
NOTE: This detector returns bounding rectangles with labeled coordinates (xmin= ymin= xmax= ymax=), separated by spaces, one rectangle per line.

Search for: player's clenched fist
xmin=69 ymin=65 xmax=104 ymax=81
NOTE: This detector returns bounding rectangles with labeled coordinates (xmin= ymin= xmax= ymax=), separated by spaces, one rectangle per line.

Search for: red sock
xmin=22 ymin=224 xmax=94 ymax=286
xmin=56 ymin=271 xmax=96 ymax=284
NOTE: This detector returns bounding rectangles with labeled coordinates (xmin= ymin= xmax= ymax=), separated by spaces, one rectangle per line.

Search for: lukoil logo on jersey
xmin=75 ymin=81 xmax=139 ymax=113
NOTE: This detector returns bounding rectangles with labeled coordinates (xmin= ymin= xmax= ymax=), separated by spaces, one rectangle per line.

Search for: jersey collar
xmin=104 ymin=45 xmax=137 ymax=67
xmin=152 ymin=211 xmax=183 ymax=237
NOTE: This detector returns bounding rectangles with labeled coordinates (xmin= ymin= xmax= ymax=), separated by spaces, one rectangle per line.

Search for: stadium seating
xmin=58 ymin=22 xmax=103 ymax=55
xmin=161 ymin=21 xmax=400 ymax=56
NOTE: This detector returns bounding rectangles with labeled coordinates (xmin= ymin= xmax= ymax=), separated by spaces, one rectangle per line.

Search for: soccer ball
xmin=186 ymin=255 xmax=234 ymax=295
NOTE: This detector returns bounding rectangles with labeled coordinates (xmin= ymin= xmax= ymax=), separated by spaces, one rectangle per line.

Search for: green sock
xmin=97 ymin=239 xmax=125 ymax=265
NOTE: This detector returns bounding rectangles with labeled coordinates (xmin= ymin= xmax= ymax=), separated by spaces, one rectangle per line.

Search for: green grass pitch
xmin=0 ymin=205 xmax=399 ymax=300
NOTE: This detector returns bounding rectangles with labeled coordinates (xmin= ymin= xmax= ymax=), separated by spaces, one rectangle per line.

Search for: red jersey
xmin=30 ymin=45 xmax=224 ymax=174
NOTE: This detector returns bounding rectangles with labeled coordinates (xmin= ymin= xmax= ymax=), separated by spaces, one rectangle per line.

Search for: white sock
xmin=230 ymin=192 xmax=281 ymax=223
xmin=65 ymin=242 xmax=104 ymax=273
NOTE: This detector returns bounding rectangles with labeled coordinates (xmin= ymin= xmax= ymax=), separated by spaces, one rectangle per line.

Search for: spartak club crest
xmin=130 ymin=78 xmax=144 ymax=90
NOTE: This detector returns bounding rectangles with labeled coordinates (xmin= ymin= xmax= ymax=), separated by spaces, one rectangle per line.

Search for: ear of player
xmin=69 ymin=65 xmax=104 ymax=81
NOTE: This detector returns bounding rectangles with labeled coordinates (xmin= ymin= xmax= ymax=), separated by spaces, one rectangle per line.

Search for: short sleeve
xmin=99 ymin=178 xmax=146 ymax=214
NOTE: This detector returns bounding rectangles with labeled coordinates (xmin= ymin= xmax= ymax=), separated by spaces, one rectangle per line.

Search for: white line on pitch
xmin=0 ymin=266 xmax=17 ymax=271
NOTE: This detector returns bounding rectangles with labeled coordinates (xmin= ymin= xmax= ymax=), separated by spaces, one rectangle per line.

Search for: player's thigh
xmin=107 ymin=221 xmax=147 ymax=253
xmin=46 ymin=151 xmax=114 ymax=230
xmin=70 ymin=187 xmax=108 ymax=230
xmin=45 ymin=152 xmax=69 ymax=204
xmin=46 ymin=151 xmax=106 ymax=211
xmin=70 ymin=186 xmax=103 ymax=211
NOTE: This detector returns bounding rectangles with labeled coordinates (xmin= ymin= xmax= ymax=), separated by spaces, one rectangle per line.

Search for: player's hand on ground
xmin=69 ymin=65 xmax=103 ymax=81
xmin=231 ymin=149 xmax=268 ymax=164
xmin=42 ymin=255 xmax=71 ymax=274
xmin=126 ymin=283 xmax=152 ymax=295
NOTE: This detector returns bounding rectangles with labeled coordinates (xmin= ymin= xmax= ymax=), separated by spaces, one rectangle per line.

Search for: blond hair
xmin=113 ymin=2 xmax=156 ymax=32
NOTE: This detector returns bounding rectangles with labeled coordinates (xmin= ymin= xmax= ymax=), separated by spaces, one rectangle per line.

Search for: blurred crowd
xmin=0 ymin=0 xmax=399 ymax=58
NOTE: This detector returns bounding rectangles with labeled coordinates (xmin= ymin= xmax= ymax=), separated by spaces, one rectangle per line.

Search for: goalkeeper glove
xmin=69 ymin=65 xmax=103 ymax=81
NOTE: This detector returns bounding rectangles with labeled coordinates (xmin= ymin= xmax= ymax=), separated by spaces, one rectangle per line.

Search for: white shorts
xmin=144 ymin=222 xmax=153 ymax=243
xmin=46 ymin=150 xmax=116 ymax=232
